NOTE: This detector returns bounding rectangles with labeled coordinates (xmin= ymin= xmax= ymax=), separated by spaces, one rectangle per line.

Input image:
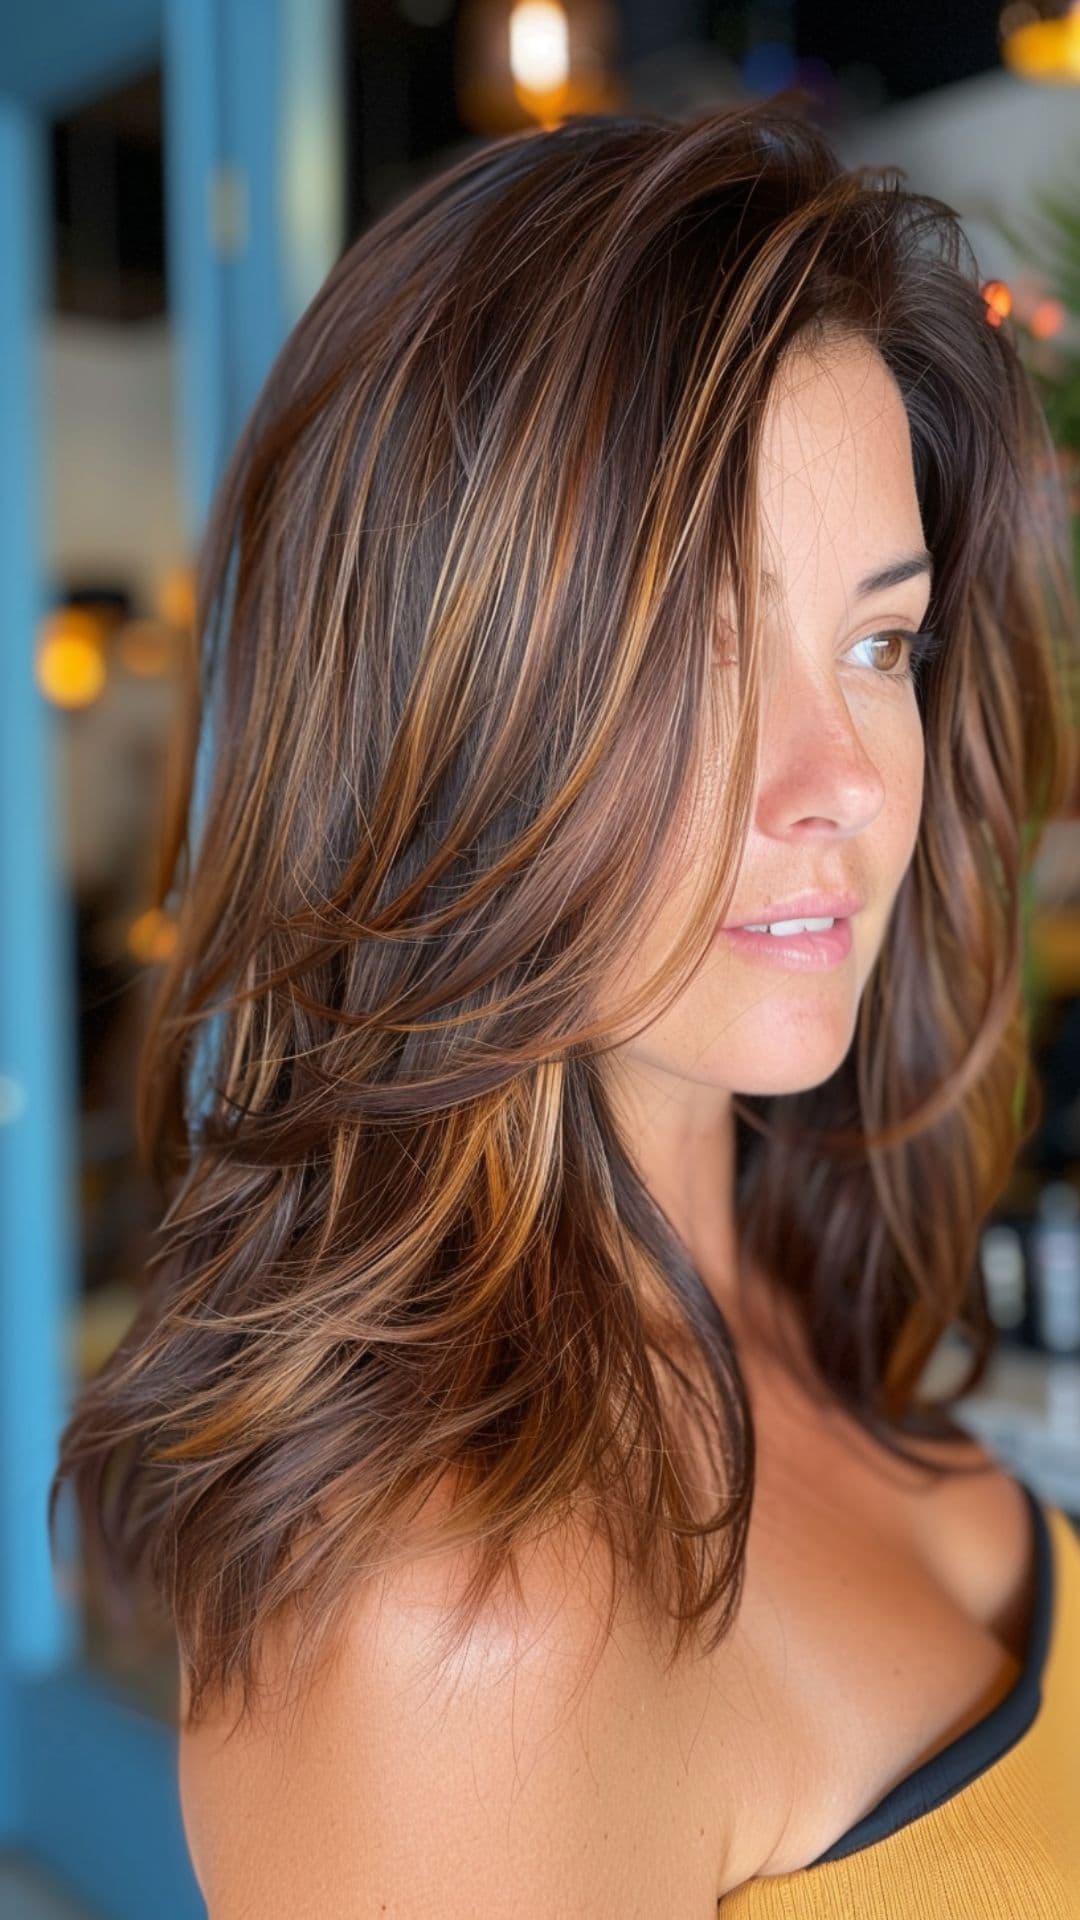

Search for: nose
xmin=751 ymin=647 xmax=887 ymax=843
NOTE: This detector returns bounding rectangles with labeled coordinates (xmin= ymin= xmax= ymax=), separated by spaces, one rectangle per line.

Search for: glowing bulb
xmin=36 ymin=609 xmax=107 ymax=708
xmin=509 ymin=1 xmax=570 ymax=93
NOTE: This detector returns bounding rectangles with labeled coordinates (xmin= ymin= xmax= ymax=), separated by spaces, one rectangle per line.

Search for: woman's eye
xmin=712 ymin=626 xmax=948 ymax=685
xmin=848 ymin=626 xmax=943 ymax=687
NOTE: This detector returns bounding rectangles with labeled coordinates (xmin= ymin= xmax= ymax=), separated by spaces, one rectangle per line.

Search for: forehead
xmin=756 ymin=336 xmax=924 ymax=610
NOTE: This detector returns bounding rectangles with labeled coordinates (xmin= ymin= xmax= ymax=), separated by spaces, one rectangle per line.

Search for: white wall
xmin=833 ymin=69 xmax=1080 ymax=285
xmin=40 ymin=313 xmax=188 ymax=615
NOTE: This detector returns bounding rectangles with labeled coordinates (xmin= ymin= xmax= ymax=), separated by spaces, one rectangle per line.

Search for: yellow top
xmin=719 ymin=1494 xmax=1080 ymax=1918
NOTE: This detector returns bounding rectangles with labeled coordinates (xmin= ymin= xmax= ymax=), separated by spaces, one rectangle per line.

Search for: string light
xmin=981 ymin=279 xmax=1014 ymax=327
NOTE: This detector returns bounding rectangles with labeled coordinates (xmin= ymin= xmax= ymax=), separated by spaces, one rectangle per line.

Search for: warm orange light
xmin=509 ymin=0 xmax=570 ymax=91
xmin=157 ymin=563 xmax=196 ymax=630
xmin=1002 ymin=0 xmax=1080 ymax=80
xmin=456 ymin=0 xmax=622 ymax=134
xmin=127 ymin=907 xmax=178 ymax=965
xmin=36 ymin=608 xmax=107 ymax=709
xmin=982 ymin=279 xmax=1014 ymax=321
xmin=117 ymin=618 xmax=174 ymax=678
xmin=1030 ymin=296 xmax=1067 ymax=337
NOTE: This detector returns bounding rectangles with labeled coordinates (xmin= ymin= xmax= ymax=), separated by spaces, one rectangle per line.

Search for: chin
xmin=731 ymin=1054 xmax=849 ymax=1098
xmin=716 ymin=1001 xmax=858 ymax=1097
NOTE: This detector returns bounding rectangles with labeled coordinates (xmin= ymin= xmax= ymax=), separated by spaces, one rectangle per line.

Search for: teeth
xmin=742 ymin=916 xmax=836 ymax=935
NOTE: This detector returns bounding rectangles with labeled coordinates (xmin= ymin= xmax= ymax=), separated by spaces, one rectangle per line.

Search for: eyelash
xmin=849 ymin=626 xmax=947 ymax=687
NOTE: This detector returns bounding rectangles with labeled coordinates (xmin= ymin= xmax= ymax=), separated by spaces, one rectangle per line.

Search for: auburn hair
xmin=50 ymin=99 xmax=1079 ymax=1731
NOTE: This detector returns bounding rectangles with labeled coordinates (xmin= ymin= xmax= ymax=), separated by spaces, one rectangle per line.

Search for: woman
xmin=50 ymin=103 xmax=1080 ymax=1914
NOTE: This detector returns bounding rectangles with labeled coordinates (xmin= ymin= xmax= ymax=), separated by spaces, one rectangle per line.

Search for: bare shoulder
xmin=177 ymin=1475 xmax=734 ymax=1918
xmin=902 ymin=1429 xmax=1040 ymax=1641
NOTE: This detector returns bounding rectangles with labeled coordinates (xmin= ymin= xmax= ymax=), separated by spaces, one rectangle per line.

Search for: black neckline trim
xmin=810 ymin=1479 xmax=1055 ymax=1866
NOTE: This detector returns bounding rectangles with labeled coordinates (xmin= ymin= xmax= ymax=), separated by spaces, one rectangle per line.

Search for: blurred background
xmin=1 ymin=3 xmax=1079 ymax=1914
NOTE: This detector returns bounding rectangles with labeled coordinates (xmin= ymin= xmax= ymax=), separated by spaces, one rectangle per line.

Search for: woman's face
xmin=607 ymin=333 xmax=930 ymax=1101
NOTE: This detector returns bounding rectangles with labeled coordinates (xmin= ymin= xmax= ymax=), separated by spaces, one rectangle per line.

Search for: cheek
xmin=857 ymin=717 xmax=924 ymax=968
xmin=868 ymin=694 xmax=925 ymax=848
xmin=895 ymin=710 xmax=926 ymax=858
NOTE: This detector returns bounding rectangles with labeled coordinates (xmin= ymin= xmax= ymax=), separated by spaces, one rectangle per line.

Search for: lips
xmin=721 ymin=888 xmax=863 ymax=930
xmin=718 ymin=917 xmax=854 ymax=969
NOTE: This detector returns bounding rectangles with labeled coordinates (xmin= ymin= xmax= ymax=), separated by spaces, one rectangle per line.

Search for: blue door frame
xmin=0 ymin=4 xmax=341 ymax=1913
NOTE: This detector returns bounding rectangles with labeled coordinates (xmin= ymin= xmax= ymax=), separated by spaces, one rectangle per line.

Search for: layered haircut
xmin=50 ymin=101 xmax=1079 ymax=1730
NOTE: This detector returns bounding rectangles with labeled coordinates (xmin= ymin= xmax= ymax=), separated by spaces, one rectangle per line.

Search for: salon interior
xmin=1 ymin=3 xmax=1079 ymax=1914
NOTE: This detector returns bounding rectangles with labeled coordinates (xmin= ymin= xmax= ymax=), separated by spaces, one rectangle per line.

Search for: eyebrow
xmin=760 ymin=548 xmax=934 ymax=603
xmin=854 ymin=549 xmax=934 ymax=599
